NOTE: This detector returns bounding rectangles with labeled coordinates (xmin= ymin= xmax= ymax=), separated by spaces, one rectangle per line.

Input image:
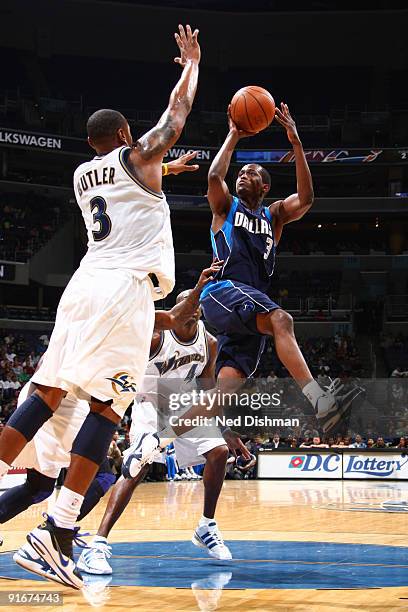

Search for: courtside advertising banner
xmin=257 ymin=452 xmax=342 ymax=479
xmin=257 ymin=452 xmax=408 ymax=480
xmin=342 ymin=453 xmax=408 ymax=479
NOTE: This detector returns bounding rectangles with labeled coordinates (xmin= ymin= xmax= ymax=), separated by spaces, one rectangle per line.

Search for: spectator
xmin=349 ymin=434 xmax=367 ymax=448
xmin=366 ymin=438 xmax=375 ymax=448
xmin=267 ymin=433 xmax=287 ymax=449
xmin=309 ymin=436 xmax=329 ymax=448
xmin=373 ymin=436 xmax=387 ymax=449
xmin=108 ymin=432 xmax=123 ymax=476
xmin=394 ymin=437 xmax=408 ymax=449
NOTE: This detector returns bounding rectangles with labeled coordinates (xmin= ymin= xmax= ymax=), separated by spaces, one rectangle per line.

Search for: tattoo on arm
xmin=137 ymin=113 xmax=178 ymax=161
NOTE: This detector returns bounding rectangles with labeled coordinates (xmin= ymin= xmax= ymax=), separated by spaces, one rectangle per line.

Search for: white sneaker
xmin=122 ymin=432 xmax=162 ymax=479
xmin=25 ymin=515 xmax=83 ymax=589
xmin=317 ymin=379 xmax=365 ymax=433
xmin=14 ymin=542 xmax=65 ymax=585
xmin=174 ymin=474 xmax=182 ymax=481
xmin=192 ymin=521 xmax=232 ymax=560
xmin=76 ymin=539 xmax=113 ymax=575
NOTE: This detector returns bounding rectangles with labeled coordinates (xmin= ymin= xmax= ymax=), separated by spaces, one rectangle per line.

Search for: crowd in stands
xmin=258 ymin=333 xmax=363 ymax=379
xmin=0 ymin=192 xmax=65 ymax=262
xmin=1 ymin=328 xmax=407 ymax=483
xmin=381 ymin=332 xmax=408 ymax=375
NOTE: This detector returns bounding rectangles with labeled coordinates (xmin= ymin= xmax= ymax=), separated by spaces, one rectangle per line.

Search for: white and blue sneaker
xmin=317 ymin=379 xmax=365 ymax=433
xmin=24 ymin=514 xmax=83 ymax=589
xmin=192 ymin=521 xmax=232 ymax=561
xmin=122 ymin=432 xmax=162 ymax=479
xmin=77 ymin=538 xmax=113 ymax=575
xmin=13 ymin=541 xmax=64 ymax=585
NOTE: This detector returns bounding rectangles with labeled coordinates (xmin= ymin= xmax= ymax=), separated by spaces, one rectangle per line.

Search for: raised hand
xmin=275 ymin=102 xmax=301 ymax=146
xmin=166 ymin=151 xmax=199 ymax=175
xmin=227 ymin=105 xmax=254 ymax=139
xmin=222 ymin=429 xmax=251 ymax=460
xmin=195 ymin=260 xmax=224 ymax=290
xmin=174 ymin=24 xmax=200 ymax=67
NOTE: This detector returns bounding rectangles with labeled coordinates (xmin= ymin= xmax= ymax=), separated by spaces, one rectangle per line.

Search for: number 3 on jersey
xmin=264 ymin=236 xmax=273 ymax=260
xmin=90 ymin=196 xmax=112 ymax=241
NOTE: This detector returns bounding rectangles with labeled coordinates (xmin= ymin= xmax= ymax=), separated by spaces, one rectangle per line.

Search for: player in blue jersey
xmin=200 ymin=102 xmax=362 ymax=433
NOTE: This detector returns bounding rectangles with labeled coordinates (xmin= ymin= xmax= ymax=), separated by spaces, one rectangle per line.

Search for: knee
xmin=26 ymin=469 xmax=55 ymax=504
xmin=206 ymin=445 xmax=229 ymax=468
xmin=271 ymin=309 xmax=294 ymax=335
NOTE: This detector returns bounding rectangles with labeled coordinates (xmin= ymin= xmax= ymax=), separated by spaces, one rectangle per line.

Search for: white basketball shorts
xmin=32 ymin=267 xmax=155 ymax=417
xmin=129 ymin=401 xmax=227 ymax=468
xmin=12 ymin=381 xmax=90 ymax=479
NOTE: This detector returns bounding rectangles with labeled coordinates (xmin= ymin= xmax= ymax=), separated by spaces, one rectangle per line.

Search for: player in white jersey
xmin=8 ymin=263 xmax=221 ymax=588
xmin=0 ymin=25 xmax=201 ymax=589
xmin=77 ymin=291 xmax=231 ymax=575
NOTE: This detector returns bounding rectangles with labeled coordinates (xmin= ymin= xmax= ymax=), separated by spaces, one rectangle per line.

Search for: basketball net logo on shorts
xmin=107 ymin=371 xmax=138 ymax=395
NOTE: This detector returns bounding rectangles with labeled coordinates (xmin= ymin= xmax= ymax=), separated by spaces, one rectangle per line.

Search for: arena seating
xmin=0 ymin=192 xmax=66 ymax=262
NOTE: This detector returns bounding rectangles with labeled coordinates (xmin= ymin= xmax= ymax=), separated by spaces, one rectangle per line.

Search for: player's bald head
xmin=176 ymin=289 xmax=192 ymax=304
xmin=87 ymin=109 xmax=128 ymax=143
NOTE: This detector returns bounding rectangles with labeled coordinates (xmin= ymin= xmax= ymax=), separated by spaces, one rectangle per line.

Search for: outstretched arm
xmin=207 ymin=109 xmax=252 ymax=225
xmin=154 ymin=261 xmax=223 ymax=331
xmin=135 ymin=25 xmax=200 ymax=162
xmin=269 ymin=103 xmax=314 ymax=243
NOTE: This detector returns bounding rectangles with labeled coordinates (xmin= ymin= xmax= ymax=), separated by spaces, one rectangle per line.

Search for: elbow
xmin=302 ymin=191 xmax=314 ymax=210
xmin=208 ymin=171 xmax=221 ymax=183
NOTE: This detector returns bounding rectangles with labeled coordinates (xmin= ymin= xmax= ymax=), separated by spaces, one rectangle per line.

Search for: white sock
xmin=0 ymin=460 xmax=11 ymax=479
xmin=302 ymin=380 xmax=327 ymax=408
xmin=303 ymin=380 xmax=337 ymax=418
xmin=51 ymin=486 xmax=84 ymax=530
xmin=199 ymin=515 xmax=215 ymax=526
xmin=92 ymin=535 xmax=107 ymax=545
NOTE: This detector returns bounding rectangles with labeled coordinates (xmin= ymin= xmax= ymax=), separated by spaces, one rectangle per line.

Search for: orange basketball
xmin=230 ymin=85 xmax=275 ymax=133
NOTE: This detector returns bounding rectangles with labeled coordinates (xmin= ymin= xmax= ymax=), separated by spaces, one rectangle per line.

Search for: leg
xmin=0 ymin=469 xmax=55 ymax=524
xmin=257 ymin=309 xmax=364 ymax=431
xmin=202 ymin=445 xmax=229 ymax=519
xmin=23 ymin=400 xmax=119 ymax=589
xmin=256 ymin=309 xmax=313 ymax=387
xmin=97 ymin=465 xmax=149 ymax=539
xmin=76 ymin=465 xmax=149 ymax=575
xmin=192 ymin=443 xmax=231 ymax=561
xmin=77 ymin=459 xmax=116 ymax=522
xmin=62 ymin=400 xmax=120 ymax=498
xmin=0 ymin=386 xmax=65 ymax=470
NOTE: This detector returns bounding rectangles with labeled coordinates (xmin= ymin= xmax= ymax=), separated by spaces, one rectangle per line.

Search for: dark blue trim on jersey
xmin=210 ymin=198 xmax=239 ymax=278
xmin=119 ymin=147 xmax=164 ymax=199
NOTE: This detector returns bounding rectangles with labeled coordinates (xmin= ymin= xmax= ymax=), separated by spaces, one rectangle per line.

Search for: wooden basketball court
xmin=1 ymin=479 xmax=407 ymax=611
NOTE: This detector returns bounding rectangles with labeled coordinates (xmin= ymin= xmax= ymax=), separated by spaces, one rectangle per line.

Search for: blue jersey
xmin=210 ymin=196 xmax=276 ymax=294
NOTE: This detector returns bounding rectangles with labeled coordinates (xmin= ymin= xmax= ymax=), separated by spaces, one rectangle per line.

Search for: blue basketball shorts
xmin=200 ymin=280 xmax=280 ymax=377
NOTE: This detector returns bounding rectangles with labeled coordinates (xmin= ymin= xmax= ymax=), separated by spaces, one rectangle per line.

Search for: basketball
xmin=230 ymin=85 xmax=275 ymax=133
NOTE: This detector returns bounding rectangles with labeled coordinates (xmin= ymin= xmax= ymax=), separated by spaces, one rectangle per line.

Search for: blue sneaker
xmin=13 ymin=541 xmax=64 ymax=585
xmin=122 ymin=432 xmax=162 ymax=479
xmin=192 ymin=521 xmax=232 ymax=560
xmin=25 ymin=515 xmax=83 ymax=589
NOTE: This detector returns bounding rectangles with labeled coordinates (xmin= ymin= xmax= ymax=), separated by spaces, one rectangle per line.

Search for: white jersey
xmin=130 ymin=321 xmax=226 ymax=467
xmin=142 ymin=320 xmax=209 ymax=397
xmin=73 ymin=145 xmax=175 ymax=299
